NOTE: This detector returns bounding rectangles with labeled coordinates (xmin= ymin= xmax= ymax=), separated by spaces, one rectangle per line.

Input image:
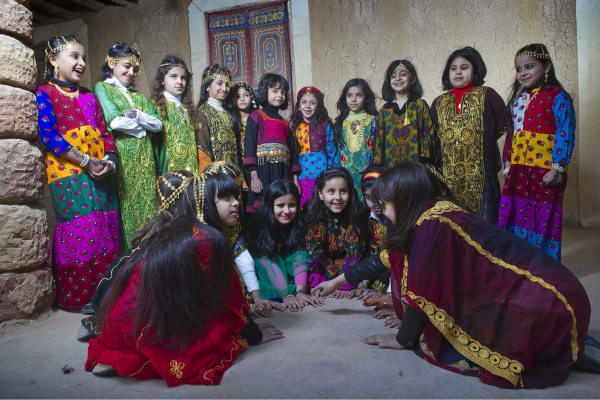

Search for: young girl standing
xmin=305 ymin=168 xmax=368 ymax=299
xmin=290 ymin=86 xmax=339 ymax=206
xmin=36 ymin=36 xmax=120 ymax=309
xmin=195 ymin=64 xmax=238 ymax=171
xmin=334 ymin=78 xmax=377 ymax=198
xmin=374 ymin=60 xmax=436 ymax=168
xmin=430 ymin=47 xmax=509 ymax=224
xmin=227 ymin=82 xmax=259 ymax=164
xmin=150 ymin=54 xmax=198 ymax=174
xmin=244 ymin=73 xmax=299 ymax=213
xmin=247 ymin=181 xmax=324 ymax=312
xmin=94 ymin=43 xmax=163 ymax=251
xmin=498 ymin=44 xmax=576 ymax=260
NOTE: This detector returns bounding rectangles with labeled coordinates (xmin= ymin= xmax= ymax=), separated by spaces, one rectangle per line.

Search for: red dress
xmin=85 ymin=231 xmax=250 ymax=386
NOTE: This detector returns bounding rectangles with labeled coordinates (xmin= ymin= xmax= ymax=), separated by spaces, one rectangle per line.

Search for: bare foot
xmin=362 ymin=333 xmax=404 ymax=349
xmin=258 ymin=324 xmax=285 ymax=344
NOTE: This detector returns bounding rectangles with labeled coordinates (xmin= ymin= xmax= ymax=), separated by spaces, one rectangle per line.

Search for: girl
xmin=374 ymin=60 xmax=436 ymax=168
xmin=227 ymin=82 xmax=259 ymax=164
xmin=498 ymin=44 xmax=575 ymax=261
xmin=85 ymin=171 xmax=284 ymax=385
xmin=150 ymin=54 xmax=198 ymax=174
xmin=290 ymin=86 xmax=340 ymax=206
xmin=430 ymin=47 xmax=509 ymax=225
xmin=195 ymin=64 xmax=238 ymax=171
xmin=247 ymin=180 xmax=325 ymax=312
xmin=94 ymin=42 xmax=163 ymax=251
xmin=313 ymin=162 xmax=595 ymax=389
xmin=334 ymin=78 xmax=377 ymax=199
xmin=244 ymin=73 xmax=299 ymax=213
xmin=36 ymin=35 xmax=120 ymax=310
xmin=305 ymin=168 xmax=368 ymax=299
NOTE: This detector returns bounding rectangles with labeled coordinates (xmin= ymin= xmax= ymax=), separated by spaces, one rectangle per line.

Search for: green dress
xmin=254 ymin=250 xmax=308 ymax=300
xmin=94 ymin=81 xmax=162 ymax=251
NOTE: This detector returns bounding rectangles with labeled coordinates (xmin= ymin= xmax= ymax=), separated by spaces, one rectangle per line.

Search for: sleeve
xmin=93 ymin=83 xmax=124 ymax=128
xmin=234 ymin=249 xmax=259 ymax=293
xmin=325 ymin=122 xmax=340 ymax=167
xmin=551 ymin=91 xmax=576 ymax=165
xmin=110 ymin=116 xmax=145 ymax=138
xmin=502 ymin=100 xmax=515 ymax=163
xmin=395 ymin=304 xmax=427 ymax=348
xmin=429 ymin=98 xmax=443 ymax=169
xmin=241 ymin=312 xmax=263 ymax=345
xmin=93 ymin=95 xmax=117 ymax=154
xmin=133 ymin=109 xmax=163 ymax=133
xmin=344 ymin=253 xmax=389 ymax=286
xmin=306 ymin=223 xmax=328 ymax=287
xmin=289 ymin=126 xmax=301 ymax=174
xmin=35 ymin=89 xmax=72 ymax=156
xmin=373 ymin=108 xmax=385 ymax=165
xmin=243 ymin=113 xmax=259 ymax=172
xmin=418 ymin=99 xmax=436 ymax=165
xmin=284 ymin=250 xmax=309 ymax=287
xmin=486 ymin=88 xmax=510 ymax=141
xmin=194 ymin=108 xmax=213 ymax=172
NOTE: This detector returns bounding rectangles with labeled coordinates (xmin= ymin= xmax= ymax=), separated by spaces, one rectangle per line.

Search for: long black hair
xmin=441 ymin=47 xmax=486 ymax=91
xmin=333 ymin=78 xmax=378 ymax=146
xmin=100 ymin=42 xmax=141 ymax=81
xmin=256 ymin=73 xmax=289 ymax=110
xmin=246 ymin=180 xmax=306 ymax=257
xmin=305 ymin=167 xmax=368 ymax=238
xmin=289 ymin=87 xmax=332 ymax=139
xmin=96 ymin=171 xmax=239 ymax=351
xmin=507 ymin=43 xmax=565 ymax=105
xmin=150 ymin=54 xmax=195 ymax=121
xmin=224 ymin=82 xmax=259 ymax=134
xmin=43 ymin=35 xmax=84 ymax=84
xmin=371 ymin=162 xmax=452 ymax=253
xmin=197 ymin=64 xmax=232 ymax=107
xmin=381 ymin=60 xmax=424 ymax=103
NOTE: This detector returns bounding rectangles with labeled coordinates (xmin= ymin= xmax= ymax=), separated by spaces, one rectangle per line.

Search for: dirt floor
xmin=1 ymin=228 xmax=599 ymax=399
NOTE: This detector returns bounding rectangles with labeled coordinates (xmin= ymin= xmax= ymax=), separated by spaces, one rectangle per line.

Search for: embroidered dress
xmin=339 ymin=111 xmax=377 ymax=199
xmin=153 ymin=94 xmax=198 ymax=174
xmin=430 ymin=86 xmax=508 ymax=224
xmin=94 ymin=81 xmax=162 ymax=251
xmin=36 ymin=82 xmax=120 ymax=309
xmin=367 ymin=212 xmax=389 ymax=294
xmin=85 ymin=230 xmax=251 ymax=387
xmin=306 ymin=210 xmax=365 ymax=291
xmin=195 ymin=100 xmax=238 ymax=171
xmin=374 ymin=98 xmax=436 ymax=167
xmin=244 ymin=105 xmax=299 ymax=212
xmin=498 ymin=86 xmax=575 ymax=260
xmin=254 ymin=249 xmax=308 ymax=300
xmin=388 ymin=201 xmax=590 ymax=388
xmin=294 ymin=120 xmax=340 ymax=206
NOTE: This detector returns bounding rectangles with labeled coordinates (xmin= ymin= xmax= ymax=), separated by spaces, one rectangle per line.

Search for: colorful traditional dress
xmin=498 ymin=86 xmax=575 ymax=260
xmin=254 ymin=248 xmax=308 ymax=300
xmin=36 ymin=81 xmax=120 ymax=309
xmin=195 ymin=98 xmax=238 ymax=171
xmin=386 ymin=201 xmax=589 ymax=389
xmin=294 ymin=120 xmax=340 ymax=206
xmin=430 ymin=85 xmax=509 ymax=224
xmin=306 ymin=210 xmax=365 ymax=291
xmin=244 ymin=105 xmax=299 ymax=213
xmin=367 ymin=211 xmax=389 ymax=294
xmin=94 ymin=79 xmax=162 ymax=251
xmin=374 ymin=98 xmax=437 ymax=167
xmin=153 ymin=92 xmax=198 ymax=174
xmin=85 ymin=230 xmax=255 ymax=386
xmin=339 ymin=111 xmax=376 ymax=199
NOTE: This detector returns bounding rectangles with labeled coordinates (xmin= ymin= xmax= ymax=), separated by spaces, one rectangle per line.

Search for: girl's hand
xmin=283 ymin=295 xmax=303 ymax=312
xmin=90 ymin=160 xmax=115 ymax=180
xmin=542 ymin=169 xmax=562 ymax=186
xmin=342 ymin=289 xmax=357 ymax=299
xmin=363 ymin=293 xmax=390 ymax=307
xmin=311 ymin=280 xmax=338 ymax=297
xmin=87 ymin=158 xmax=105 ymax=178
xmin=373 ymin=308 xmax=395 ymax=319
xmin=357 ymin=288 xmax=382 ymax=301
xmin=257 ymin=323 xmax=285 ymax=344
xmin=383 ymin=315 xmax=402 ymax=329
xmin=123 ymin=109 xmax=138 ymax=119
xmin=296 ymin=293 xmax=325 ymax=308
xmin=269 ymin=300 xmax=286 ymax=312
xmin=250 ymin=171 xmax=262 ymax=193
xmin=293 ymin=175 xmax=301 ymax=196
xmin=503 ymin=161 xmax=511 ymax=177
xmin=363 ymin=333 xmax=404 ymax=350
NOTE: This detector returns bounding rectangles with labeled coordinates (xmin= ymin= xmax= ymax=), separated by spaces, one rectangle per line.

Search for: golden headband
xmin=106 ymin=54 xmax=141 ymax=68
xmin=201 ymin=65 xmax=232 ymax=86
xmin=203 ymin=161 xmax=244 ymax=187
xmin=425 ymin=165 xmax=447 ymax=186
xmin=363 ymin=171 xmax=381 ymax=181
xmin=515 ymin=44 xmax=551 ymax=62
xmin=45 ymin=36 xmax=84 ymax=57
xmin=157 ymin=172 xmax=191 ymax=213
xmin=160 ymin=62 xmax=188 ymax=69
xmin=392 ymin=62 xmax=408 ymax=76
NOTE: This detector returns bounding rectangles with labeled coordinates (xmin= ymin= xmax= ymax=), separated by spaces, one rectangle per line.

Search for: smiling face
xmin=362 ymin=187 xmax=381 ymax=215
xmin=390 ymin=67 xmax=413 ymax=96
xmin=215 ymin=191 xmax=239 ymax=226
xmin=273 ymin=194 xmax=297 ymax=225
xmin=299 ymin=93 xmax=317 ymax=121
xmin=318 ymin=177 xmax=350 ymax=214
xmin=448 ymin=57 xmax=474 ymax=89
xmin=207 ymin=78 xmax=230 ymax=101
xmin=515 ymin=55 xmax=550 ymax=89
xmin=162 ymin=66 xmax=187 ymax=97
xmin=346 ymin=85 xmax=365 ymax=112
xmin=235 ymin=87 xmax=252 ymax=112
xmin=267 ymin=83 xmax=286 ymax=108
xmin=49 ymin=44 xmax=86 ymax=84
xmin=110 ymin=60 xmax=139 ymax=86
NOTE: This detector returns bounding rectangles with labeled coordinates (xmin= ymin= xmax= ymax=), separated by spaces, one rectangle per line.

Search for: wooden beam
xmin=104 ymin=0 xmax=129 ymax=6
xmin=66 ymin=0 xmax=105 ymax=12
xmin=30 ymin=0 xmax=69 ymax=19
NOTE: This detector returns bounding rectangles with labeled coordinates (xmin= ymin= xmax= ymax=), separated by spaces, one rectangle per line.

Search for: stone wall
xmin=0 ymin=0 xmax=53 ymax=323
xmin=308 ymin=0 xmax=581 ymax=225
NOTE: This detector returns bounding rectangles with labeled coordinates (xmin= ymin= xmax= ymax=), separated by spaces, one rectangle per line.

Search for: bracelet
xmin=503 ymin=167 xmax=510 ymax=176
xmin=552 ymin=163 xmax=565 ymax=173
xmin=80 ymin=154 xmax=90 ymax=168
xmin=295 ymin=289 xmax=307 ymax=295
xmin=285 ymin=294 xmax=295 ymax=299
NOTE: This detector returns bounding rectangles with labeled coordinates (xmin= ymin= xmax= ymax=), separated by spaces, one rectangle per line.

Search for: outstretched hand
xmin=311 ymin=280 xmax=338 ymax=297
xmin=297 ymin=293 xmax=325 ymax=308
xmin=363 ymin=333 xmax=404 ymax=350
xmin=257 ymin=323 xmax=285 ymax=344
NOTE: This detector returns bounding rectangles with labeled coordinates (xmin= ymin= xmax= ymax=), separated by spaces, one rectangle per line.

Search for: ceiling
xmin=29 ymin=0 xmax=139 ymax=27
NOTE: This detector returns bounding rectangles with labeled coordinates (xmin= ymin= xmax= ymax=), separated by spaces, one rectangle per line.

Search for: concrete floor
xmin=1 ymin=228 xmax=599 ymax=398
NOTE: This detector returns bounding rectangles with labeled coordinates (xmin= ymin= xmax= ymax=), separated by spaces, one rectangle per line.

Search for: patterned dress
xmin=94 ymin=82 xmax=162 ymax=251
xmin=339 ymin=111 xmax=377 ymax=199
xmin=430 ymin=86 xmax=509 ymax=224
xmin=294 ymin=120 xmax=340 ymax=206
xmin=306 ymin=211 xmax=365 ymax=291
xmin=195 ymin=102 xmax=238 ymax=171
xmin=254 ymin=249 xmax=308 ymax=300
xmin=367 ymin=212 xmax=389 ymax=294
xmin=498 ymin=86 xmax=575 ymax=260
xmin=374 ymin=98 xmax=437 ymax=167
xmin=36 ymin=82 xmax=120 ymax=309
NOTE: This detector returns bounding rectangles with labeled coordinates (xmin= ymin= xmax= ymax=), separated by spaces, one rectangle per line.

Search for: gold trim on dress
xmin=128 ymin=360 xmax=150 ymax=377
xmin=169 ymin=360 xmax=185 ymax=378
xmin=380 ymin=250 xmax=391 ymax=269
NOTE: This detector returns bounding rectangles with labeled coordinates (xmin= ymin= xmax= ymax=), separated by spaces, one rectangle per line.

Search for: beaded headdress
xmin=203 ymin=161 xmax=244 ymax=187
xmin=425 ymin=164 xmax=447 ymax=186
xmin=191 ymin=174 xmax=208 ymax=223
xmin=232 ymin=82 xmax=257 ymax=109
xmin=201 ymin=65 xmax=232 ymax=86
xmin=45 ymin=36 xmax=84 ymax=58
xmin=392 ymin=62 xmax=408 ymax=76
xmin=106 ymin=44 xmax=141 ymax=68
xmin=160 ymin=61 xmax=188 ymax=69
xmin=515 ymin=43 xmax=552 ymax=63
xmin=298 ymin=86 xmax=323 ymax=97
xmin=157 ymin=172 xmax=192 ymax=213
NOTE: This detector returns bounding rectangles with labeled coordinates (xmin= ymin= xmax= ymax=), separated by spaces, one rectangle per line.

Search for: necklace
xmin=524 ymin=88 xmax=540 ymax=111
xmin=51 ymin=82 xmax=79 ymax=99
